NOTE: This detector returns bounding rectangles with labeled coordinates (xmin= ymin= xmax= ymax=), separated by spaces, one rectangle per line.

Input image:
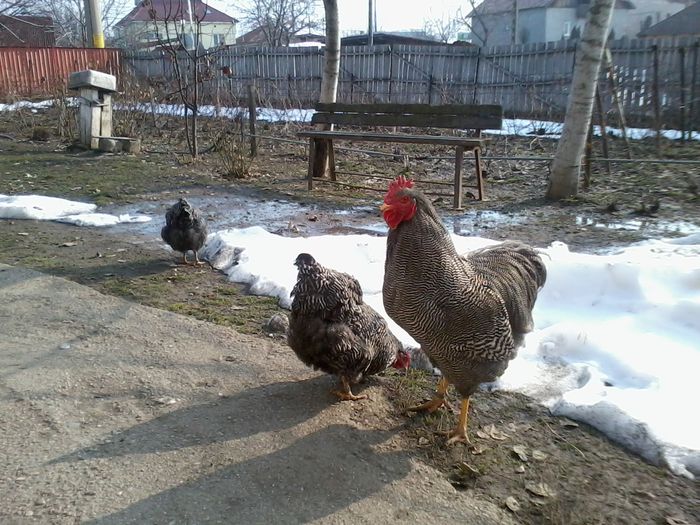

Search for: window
xmin=212 ymin=34 xmax=226 ymax=46
xmin=563 ymin=21 xmax=572 ymax=38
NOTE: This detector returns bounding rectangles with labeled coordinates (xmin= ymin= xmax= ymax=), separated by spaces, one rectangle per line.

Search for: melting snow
xmin=202 ymin=226 xmax=700 ymax=479
xmin=0 ymin=194 xmax=151 ymax=226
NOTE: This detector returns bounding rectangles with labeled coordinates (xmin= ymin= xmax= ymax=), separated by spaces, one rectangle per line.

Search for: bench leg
xmin=328 ymin=140 xmax=336 ymax=181
xmin=453 ymin=145 xmax=465 ymax=210
xmin=307 ymin=138 xmax=316 ymax=190
xmin=474 ymin=147 xmax=484 ymax=201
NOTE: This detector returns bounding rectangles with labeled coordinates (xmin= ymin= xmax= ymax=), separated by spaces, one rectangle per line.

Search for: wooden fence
xmin=0 ymin=47 xmax=122 ymax=99
xmin=124 ymin=37 xmax=699 ymax=130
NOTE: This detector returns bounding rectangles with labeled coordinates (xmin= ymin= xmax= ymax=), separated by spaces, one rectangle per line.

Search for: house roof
xmin=473 ymin=0 xmax=634 ymax=16
xmin=0 ymin=15 xmax=55 ymax=47
xmin=115 ymin=0 xmax=238 ymax=27
xmin=235 ymin=27 xmax=325 ymax=45
xmin=340 ymin=32 xmax=442 ymax=46
xmin=638 ymin=2 xmax=700 ymax=37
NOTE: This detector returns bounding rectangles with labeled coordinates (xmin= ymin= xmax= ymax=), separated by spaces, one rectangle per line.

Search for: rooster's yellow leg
xmin=445 ymin=398 xmax=472 ymax=445
xmin=408 ymin=377 xmax=451 ymax=413
xmin=332 ymin=376 xmax=367 ymax=401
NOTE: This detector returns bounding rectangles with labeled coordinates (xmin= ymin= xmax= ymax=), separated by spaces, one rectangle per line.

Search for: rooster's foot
xmin=407 ymin=396 xmax=450 ymax=414
xmin=443 ymin=398 xmax=472 ymax=446
xmin=441 ymin=428 xmax=472 ymax=446
xmin=407 ymin=377 xmax=451 ymax=413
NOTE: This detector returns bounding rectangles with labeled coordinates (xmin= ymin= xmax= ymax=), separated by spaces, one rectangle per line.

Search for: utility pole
xmin=368 ymin=0 xmax=374 ymax=46
xmin=84 ymin=0 xmax=104 ymax=48
xmin=512 ymin=0 xmax=519 ymax=44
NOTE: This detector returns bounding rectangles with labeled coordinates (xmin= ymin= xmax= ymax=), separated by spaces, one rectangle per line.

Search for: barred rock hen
xmin=161 ymin=198 xmax=208 ymax=265
xmin=288 ymin=253 xmax=411 ymax=401
xmin=381 ymin=176 xmax=547 ymax=444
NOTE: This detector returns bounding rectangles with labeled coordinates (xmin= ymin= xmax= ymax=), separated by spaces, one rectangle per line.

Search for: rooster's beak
xmin=379 ymin=203 xmax=392 ymax=213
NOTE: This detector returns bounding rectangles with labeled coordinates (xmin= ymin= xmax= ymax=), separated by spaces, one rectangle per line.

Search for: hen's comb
xmin=386 ymin=175 xmax=415 ymax=195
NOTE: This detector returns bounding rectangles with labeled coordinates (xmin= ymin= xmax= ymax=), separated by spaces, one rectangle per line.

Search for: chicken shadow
xmin=51 ymin=377 xmax=333 ymax=464
xmin=86 ymin=424 xmax=412 ymax=525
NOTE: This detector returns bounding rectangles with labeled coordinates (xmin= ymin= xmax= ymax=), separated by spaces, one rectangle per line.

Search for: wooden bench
xmin=297 ymin=103 xmax=503 ymax=209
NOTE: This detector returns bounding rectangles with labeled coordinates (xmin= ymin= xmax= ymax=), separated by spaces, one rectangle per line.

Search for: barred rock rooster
xmin=381 ymin=176 xmax=547 ymax=444
xmin=161 ymin=198 xmax=208 ymax=265
xmin=288 ymin=253 xmax=411 ymax=401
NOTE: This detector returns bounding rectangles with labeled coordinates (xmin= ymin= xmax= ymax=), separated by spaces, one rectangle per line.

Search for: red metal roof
xmin=115 ymin=0 xmax=238 ymax=26
xmin=0 ymin=16 xmax=56 ymax=47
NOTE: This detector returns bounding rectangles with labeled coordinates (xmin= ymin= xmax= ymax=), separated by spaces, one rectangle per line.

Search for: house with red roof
xmin=115 ymin=0 xmax=238 ymax=50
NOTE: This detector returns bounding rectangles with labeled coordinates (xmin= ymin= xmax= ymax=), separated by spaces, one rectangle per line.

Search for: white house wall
xmin=119 ymin=20 xmax=237 ymax=49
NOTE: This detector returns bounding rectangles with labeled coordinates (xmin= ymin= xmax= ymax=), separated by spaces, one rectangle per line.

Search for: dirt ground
xmin=0 ymin=107 xmax=699 ymax=524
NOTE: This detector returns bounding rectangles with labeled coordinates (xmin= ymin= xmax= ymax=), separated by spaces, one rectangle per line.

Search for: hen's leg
xmin=332 ymin=376 xmax=367 ymax=401
xmin=407 ymin=377 xmax=451 ymax=413
xmin=193 ymin=251 xmax=205 ymax=266
xmin=445 ymin=398 xmax=471 ymax=445
xmin=181 ymin=252 xmax=190 ymax=265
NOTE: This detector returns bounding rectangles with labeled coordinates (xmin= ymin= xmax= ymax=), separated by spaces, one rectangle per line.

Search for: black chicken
xmin=161 ymin=198 xmax=208 ymax=265
xmin=287 ymin=253 xmax=411 ymax=401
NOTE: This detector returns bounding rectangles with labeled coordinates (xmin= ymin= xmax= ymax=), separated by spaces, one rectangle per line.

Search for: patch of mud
xmin=103 ymin=194 xmax=384 ymax=238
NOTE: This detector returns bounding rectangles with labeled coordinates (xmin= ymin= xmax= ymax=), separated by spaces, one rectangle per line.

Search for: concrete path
xmin=0 ymin=264 xmax=513 ymax=524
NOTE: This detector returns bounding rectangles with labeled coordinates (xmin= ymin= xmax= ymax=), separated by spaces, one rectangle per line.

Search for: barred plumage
xmin=288 ymin=253 xmax=410 ymax=401
xmin=161 ymin=198 xmax=208 ymax=265
xmin=381 ymin=177 xmax=547 ymax=443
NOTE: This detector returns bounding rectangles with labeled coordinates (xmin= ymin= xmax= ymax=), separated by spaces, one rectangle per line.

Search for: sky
xmin=2 ymin=190 xmax=699 ymax=480
xmin=113 ymin=0 xmax=471 ymax=35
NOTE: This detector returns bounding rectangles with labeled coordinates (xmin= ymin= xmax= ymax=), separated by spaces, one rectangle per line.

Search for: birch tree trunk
xmin=546 ymin=0 xmax=616 ymax=200
xmin=312 ymin=0 xmax=340 ymax=178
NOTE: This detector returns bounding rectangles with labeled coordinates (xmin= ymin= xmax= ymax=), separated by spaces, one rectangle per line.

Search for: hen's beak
xmin=379 ymin=203 xmax=392 ymax=213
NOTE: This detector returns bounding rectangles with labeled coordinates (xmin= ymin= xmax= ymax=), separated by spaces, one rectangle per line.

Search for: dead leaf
xmin=532 ymin=449 xmax=547 ymax=461
xmin=504 ymin=496 xmax=520 ymax=513
xmin=449 ymin=462 xmax=481 ymax=488
xmin=475 ymin=429 xmax=489 ymax=439
xmin=665 ymin=517 xmax=690 ymax=525
xmin=560 ymin=418 xmax=579 ymax=428
xmin=17 ymin=232 xmax=29 ymax=236
xmin=60 ymin=242 xmax=77 ymax=247
xmin=470 ymin=444 xmax=487 ymax=455
xmin=486 ymin=424 xmax=508 ymax=441
xmin=512 ymin=445 xmax=528 ymax=462
xmin=526 ymin=482 xmax=557 ymax=498
xmin=515 ymin=465 xmax=526 ymax=474
xmin=418 ymin=437 xmax=429 ymax=446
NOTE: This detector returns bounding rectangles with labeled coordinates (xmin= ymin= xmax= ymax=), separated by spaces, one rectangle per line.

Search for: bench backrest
xmin=311 ymin=103 xmax=503 ymax=130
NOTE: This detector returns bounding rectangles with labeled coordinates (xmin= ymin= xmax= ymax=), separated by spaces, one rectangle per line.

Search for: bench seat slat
xmin=297 ymin=130 xmax=483 ymax=147
xmin=311 ymin=112 xmax=501 ymax=129
xmin=315 ymin=102 xmax=503 ymax=119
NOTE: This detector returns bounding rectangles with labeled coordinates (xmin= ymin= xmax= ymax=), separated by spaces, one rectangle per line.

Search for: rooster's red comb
xmin=386 ymin=175 xmax=415 ymax=196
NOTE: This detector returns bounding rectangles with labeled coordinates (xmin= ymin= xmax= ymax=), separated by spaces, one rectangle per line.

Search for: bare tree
xmin=235 ymin=0 xmax=322 ymax=46
xmin=423 ymin=14 xmax=461 ymax=43
xmin=456 ymin=0 xmax=489 ymax=46
xmin=547 ymin=0 xmax=615 ymax=199
xmin=149 ymin=1 xmax=211 ymax=158
xmin=0 ymin=0 xmax=34 ymax=16
xmin=37 ymin=0 xmax=121 ymax=46
xmin=310 ymin=0 xmax=338 ymax=178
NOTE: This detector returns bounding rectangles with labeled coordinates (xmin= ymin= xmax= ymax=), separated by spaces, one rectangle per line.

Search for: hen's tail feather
xmin=465 ymin=242 xmax=547 ymax=342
